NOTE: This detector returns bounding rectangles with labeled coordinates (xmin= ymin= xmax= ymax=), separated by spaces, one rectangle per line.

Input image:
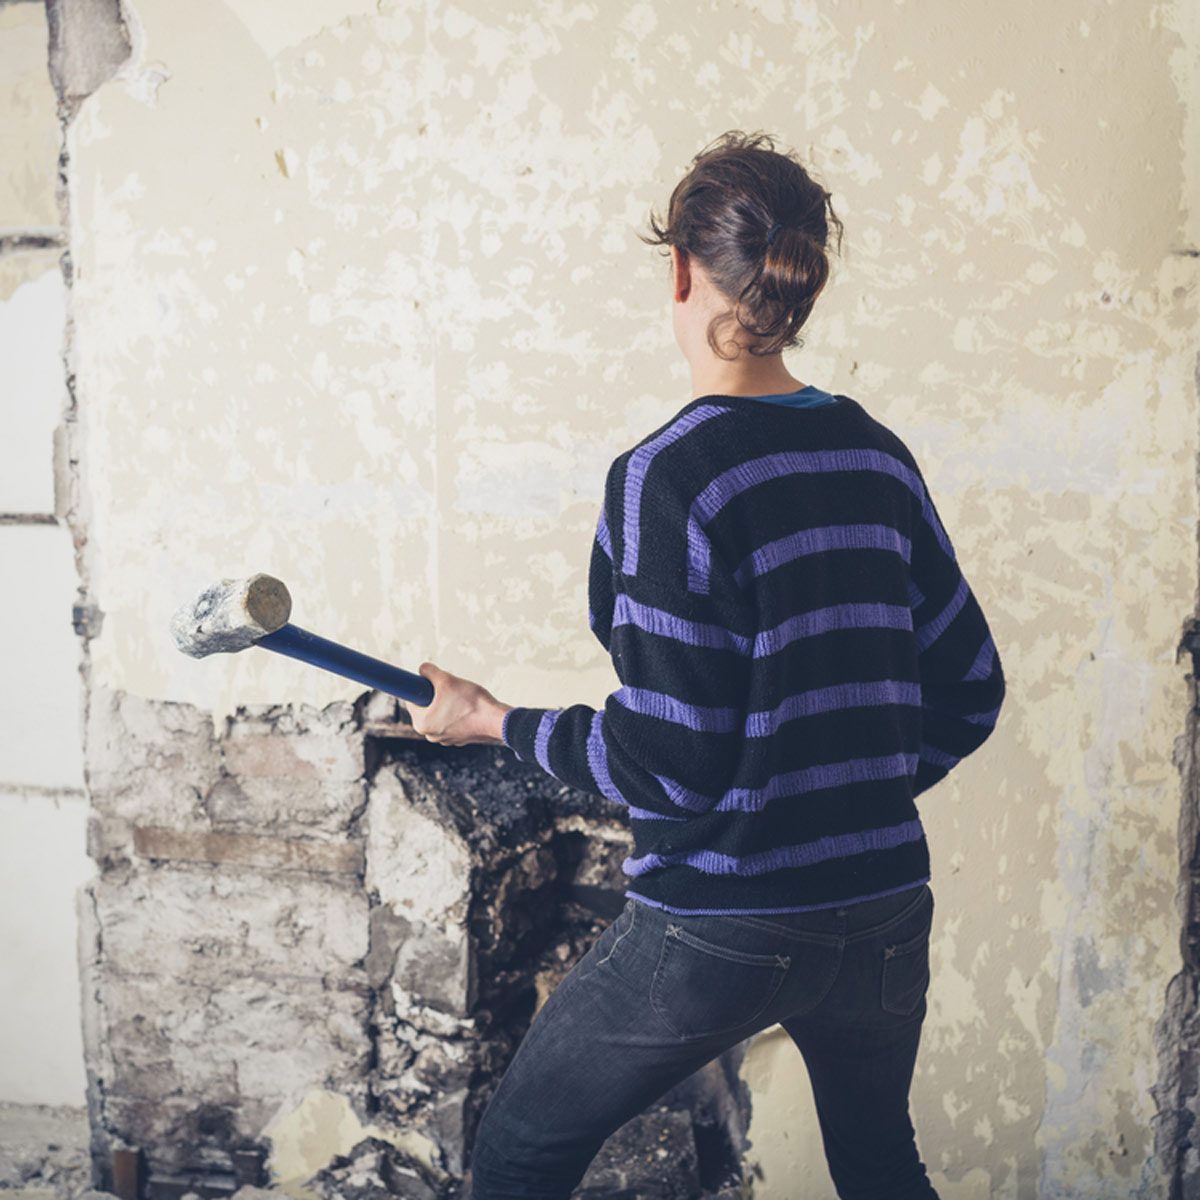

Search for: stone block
xmin=219 ymin=703 xmax=365 ymax=837
xmin=365 ymin=768 xmax=472 ymax=924
xmin=91 ymin=864 xmax=368 ymax=985
xmin=131 ymin=826 xmax=363 ymax=876
xmin=86 ymin=688 xmax=221 ymax=830
xmin=365 ymin=767 xmax=474 ymax=1016
xmin=101 ymin=977 xmax=372 ymax=1175
xmin=222 ymin=707 xmax=363 ymax=783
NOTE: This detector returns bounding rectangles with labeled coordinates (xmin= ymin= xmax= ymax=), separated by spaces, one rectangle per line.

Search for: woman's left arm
xmin=496 ymin=534 xmax=753 ymax=817
xmin=407 ymin=573 xmax=748 ymax=820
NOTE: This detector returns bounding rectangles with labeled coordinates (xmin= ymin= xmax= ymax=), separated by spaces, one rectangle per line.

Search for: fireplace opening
xmin=74 ymin=691 xmax=752 ymax=1199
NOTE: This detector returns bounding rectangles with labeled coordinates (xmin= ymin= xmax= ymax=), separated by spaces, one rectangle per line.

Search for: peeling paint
xmin=0 ymin=3 xmax=62 ymax=230
xmin=46 ymin=0 xmax=1200 ymax=1194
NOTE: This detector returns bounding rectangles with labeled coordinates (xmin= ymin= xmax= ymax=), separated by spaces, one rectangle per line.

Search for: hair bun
xmin=639 ymin=129 xmax=845 ymax=359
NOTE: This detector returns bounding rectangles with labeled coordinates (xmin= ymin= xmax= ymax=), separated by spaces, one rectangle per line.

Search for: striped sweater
xmin=501 ymin=388 xmax=1005 ymax=915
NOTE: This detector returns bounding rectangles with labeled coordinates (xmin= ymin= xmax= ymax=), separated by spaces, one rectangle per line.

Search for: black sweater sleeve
xmin=908 ymin=489 xmax=1006 ymax=797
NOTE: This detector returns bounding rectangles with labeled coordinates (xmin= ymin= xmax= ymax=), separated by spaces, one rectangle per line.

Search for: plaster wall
xmin=0 ymin=0 xmax=59 ymax=232
xmin=49 ymin=0 xmax=1200 ymax=1195
xmin=0 ymin=0 xmax=89 ymax=1108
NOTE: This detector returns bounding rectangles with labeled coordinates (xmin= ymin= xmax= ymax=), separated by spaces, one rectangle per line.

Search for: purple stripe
xmin=583 ymin=715 xmax=707 ymax=820
xmin=963 ymin=634 xmax=996 ymax=681
xmin=687 ymin=448 xmax=943 ymax=593
xmin=745 ymin=680 xmax=922 ymax=737
xmin=714 ymin=752 xmax=919 ymax=813
xmin=922 ymin=499 xmax=956 ymax=562
xmin=656 ymin=752 xmax=920 ymax=815
xmin=612 ymin=686 xmax=740 ymax=732
xmin=916 ymin=575 xmax=969 ymax=651
xmin=753 ymin=603 xmax=912 ymax=657
xmin=919 ymin=743 xmax=960 ymax=770
xmin=622 ymin=818 xmax=926 ymax=878
xmin=733 ymin=524 xmax=912 ymax=587
xmin=628 ymin=804 xmax=687 ymax=821
xmin=612 ymin=593 xmax=752 ymax=654
xmin=585 ymin=710 xmax=629 ymax=808
xmin=908 ymin=579 xmax=926 ymax=610
xmin=654 ymin=772 xmax=716 ymax=814
xmin=625 ymin=876 xmax=932 ymax=916
xmin=686 ymin=517 xmax=715 ymax=594
xmin=964 ymin=702 xmax=1002 ymax=728
xmin=534 ymin=710 xmax=561 ymax=777
xmin=649 ymin=758 xmax=691 ymax=818
xmin=622 ymin=404 xmax=729 ymax=578
xmin=614 ymin=680 xmax=919 ymax=738
xmin=596 ymin=508 xmax=612 ymax=559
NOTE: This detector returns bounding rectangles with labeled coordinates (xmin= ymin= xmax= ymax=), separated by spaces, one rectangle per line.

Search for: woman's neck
xmin=688 ymin=356 xmax=808 ymax=400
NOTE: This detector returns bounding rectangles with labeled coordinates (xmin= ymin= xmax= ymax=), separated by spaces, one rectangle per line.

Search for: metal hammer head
xmin=171 ymin=573 xmax=292 ymax=658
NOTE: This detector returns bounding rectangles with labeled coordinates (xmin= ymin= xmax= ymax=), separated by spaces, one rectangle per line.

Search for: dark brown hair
xmin=639 ymin=130 xmax=845 ymax=360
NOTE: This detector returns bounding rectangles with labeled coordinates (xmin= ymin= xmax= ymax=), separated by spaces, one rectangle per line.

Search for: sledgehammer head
xmin=171 ymin=573 xmax=292 ymax=658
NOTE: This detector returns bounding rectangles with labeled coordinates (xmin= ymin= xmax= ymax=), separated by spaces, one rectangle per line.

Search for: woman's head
xmin=641 ymin=130 xmax=844 ymax=363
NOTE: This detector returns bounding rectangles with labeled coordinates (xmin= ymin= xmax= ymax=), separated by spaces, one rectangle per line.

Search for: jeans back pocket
xmin=879 ymin=903 xmax=933 ymax=1017
xmin=650 ymin=921 xmax=790 ymax=1041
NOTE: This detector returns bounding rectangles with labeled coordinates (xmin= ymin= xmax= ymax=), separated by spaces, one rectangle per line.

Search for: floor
xmin=0 ymin=1103 xmax=95 ymax=1200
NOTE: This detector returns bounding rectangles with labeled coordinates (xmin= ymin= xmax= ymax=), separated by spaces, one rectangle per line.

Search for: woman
xmin=410 ymin=130 xmax=1005 ymax=1200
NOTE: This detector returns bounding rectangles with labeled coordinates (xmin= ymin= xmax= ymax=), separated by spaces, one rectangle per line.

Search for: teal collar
xmin=744 ymin=384 xmax=839 ymax=409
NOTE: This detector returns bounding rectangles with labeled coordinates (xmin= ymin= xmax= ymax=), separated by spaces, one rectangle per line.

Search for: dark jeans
xmin=468 ymin=882 xmax=940 ymax=1199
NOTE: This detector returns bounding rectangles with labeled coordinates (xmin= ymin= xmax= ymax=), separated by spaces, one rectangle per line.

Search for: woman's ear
xmin=671 ymin=243 xmax=692 ymax=304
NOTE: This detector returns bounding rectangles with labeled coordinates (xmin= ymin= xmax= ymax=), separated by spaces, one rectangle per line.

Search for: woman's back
xmin=536 ymin=388 xmax=1004 ymax=915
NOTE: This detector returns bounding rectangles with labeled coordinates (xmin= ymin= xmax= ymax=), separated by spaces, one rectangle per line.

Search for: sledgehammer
xmin=169 ymin=573 xmax=434 ymax=706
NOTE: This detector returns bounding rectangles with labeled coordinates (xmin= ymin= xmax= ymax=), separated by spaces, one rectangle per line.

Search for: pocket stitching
xmin=650 ymin=927 xmax=788 ymax=1040
xmin=880 ymin=929 xmax=930 ymax=1016
xmin=668 ymin=922 xmax=792 ymax=969
xmin=884 ymin=919 xmax=931 ymax=958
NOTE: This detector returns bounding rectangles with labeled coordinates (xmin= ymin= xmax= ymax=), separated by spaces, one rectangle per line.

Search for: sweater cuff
xmin=502 ymin=706 xmax=544 ymax=763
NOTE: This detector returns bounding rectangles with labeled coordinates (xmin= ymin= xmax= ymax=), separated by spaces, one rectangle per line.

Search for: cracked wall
xmin=11 ymin=0 xmax=1198 ymax=1195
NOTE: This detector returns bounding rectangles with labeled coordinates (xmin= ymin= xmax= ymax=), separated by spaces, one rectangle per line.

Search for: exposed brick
xmin=132 ymin=826 xmax=363 ymax=876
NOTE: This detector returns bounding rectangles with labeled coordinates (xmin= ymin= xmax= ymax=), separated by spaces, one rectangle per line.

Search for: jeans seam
xmin=843 ymin=884 xmax=932 ymax=946
xmin=722 ymin=886 xmax=931 ymax=944
xmin=597 ymin=900 xmax=637 ymax=966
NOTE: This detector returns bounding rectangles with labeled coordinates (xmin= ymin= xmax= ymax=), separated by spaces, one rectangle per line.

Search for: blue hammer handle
xmin=257 ymin=623 xmax=435 ymax=707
